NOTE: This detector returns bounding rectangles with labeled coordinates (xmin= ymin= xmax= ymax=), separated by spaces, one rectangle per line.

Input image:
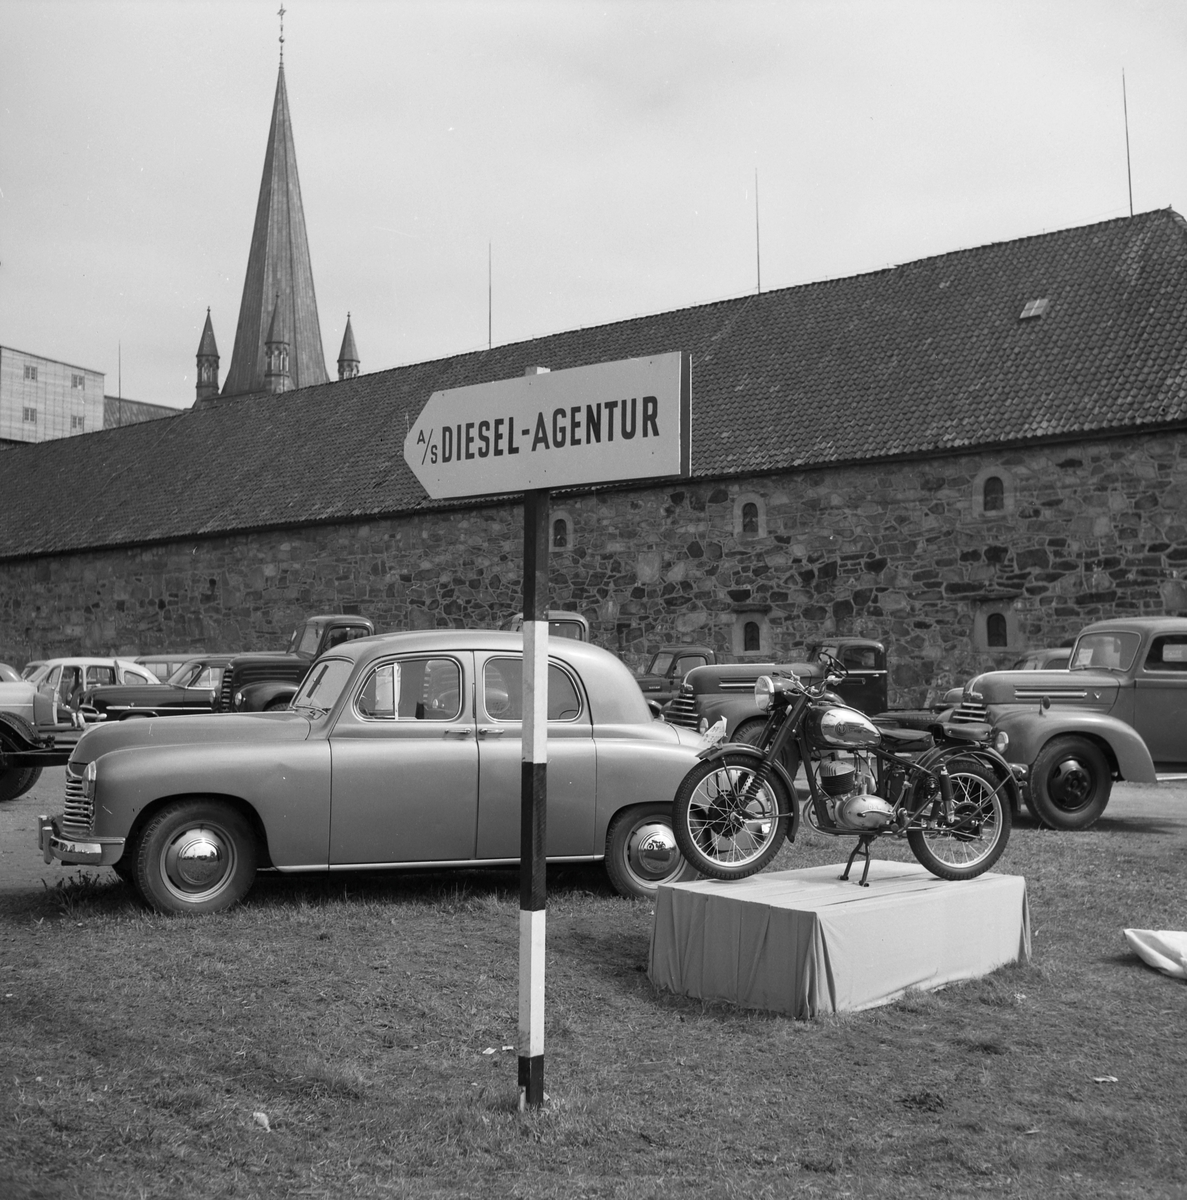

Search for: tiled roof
xmin=3 ymin=209 xmax=1187 ymax=561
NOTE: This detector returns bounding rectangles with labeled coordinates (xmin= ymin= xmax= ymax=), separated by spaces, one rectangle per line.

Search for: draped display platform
xmin=649 ymin=860 xmax=1031 ymax=1019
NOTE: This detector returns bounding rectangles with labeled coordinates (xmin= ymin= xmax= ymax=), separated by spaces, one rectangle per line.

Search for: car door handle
xmin=478 ymin=726 xmax=505 ymax=737
xmin=444 ymin=726 xmax=474 ymax=738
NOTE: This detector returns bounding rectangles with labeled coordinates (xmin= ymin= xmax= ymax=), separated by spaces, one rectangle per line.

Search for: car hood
xmin=0 ymin=680 xmax=36 ymax=703
xmin=74 ymin=712 xmax=314 ymax=761
xmin=965 ymin=668 xmax=1120 ymax=711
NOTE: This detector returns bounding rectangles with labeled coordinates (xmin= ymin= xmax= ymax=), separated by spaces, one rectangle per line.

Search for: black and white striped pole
xmin=519 ymin=487 xmax=549 ymax=1110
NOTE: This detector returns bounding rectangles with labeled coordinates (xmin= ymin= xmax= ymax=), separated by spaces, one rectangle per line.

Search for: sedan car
xmin=27 ymin=657 xmax=160 ymax=710
xmin=38 ymin=631 xmax=709 ymax=912
xmin=79 ymin=655 xmax=234 ymax=721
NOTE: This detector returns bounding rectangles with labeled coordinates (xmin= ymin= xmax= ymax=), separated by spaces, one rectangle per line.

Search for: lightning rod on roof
xmin=1123 ymin=69 xmax=1133 ymax=218
xmin=754 ymin=169 xmax=762 ymax=295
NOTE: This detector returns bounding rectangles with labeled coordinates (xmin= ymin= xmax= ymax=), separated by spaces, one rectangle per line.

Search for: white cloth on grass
xmin=1123 ymin=929 xmax=1187 ymax=980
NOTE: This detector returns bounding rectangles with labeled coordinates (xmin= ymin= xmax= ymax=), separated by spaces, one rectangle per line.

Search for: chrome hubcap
xmin=627 ymin=821 xmax=681 ymax=882
xmin=163 ymin=825 xmax=233 ymax=895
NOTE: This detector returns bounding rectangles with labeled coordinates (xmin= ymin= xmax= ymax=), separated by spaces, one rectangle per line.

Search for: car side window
xmin=124 ymin=669 xmax=153 ymax=685
xmin=482 ymin=658 xmax=583 ymax=722
xmin=89 ymin=667 xmax=117 ymax=687
xmin=356 ymin=658 xmax=461 ymax=721
xmin=1143 ymin=635 xmax=1187 ymax=673
xmin=192 ymin=666 xmax=220 ymax=689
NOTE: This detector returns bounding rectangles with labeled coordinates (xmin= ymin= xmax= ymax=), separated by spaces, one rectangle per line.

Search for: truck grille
xmin=62 ymin=764 xmax=93 ymax=835
xmin=665 ymin=694 xmax=700 ymax=729
xmin=951 ymin=701 xmax=988 ymax=724
xmin=217 ymin=673 xmax=234 ymax=712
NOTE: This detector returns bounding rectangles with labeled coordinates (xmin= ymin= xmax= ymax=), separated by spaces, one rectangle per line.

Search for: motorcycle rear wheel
xmin=673 ymin=754 xmax=791 ymax=880
xmin=907 ymin=761 xmax=1010 ymax=881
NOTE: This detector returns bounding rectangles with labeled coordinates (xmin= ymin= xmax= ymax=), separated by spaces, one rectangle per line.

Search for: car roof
xmin=315 ymin=629 xmax=651 ymax=724
xmin=36 ymin=656 xmax=147 ymax=668
xmin=1076 ymin=617 xmax=1187 ymax=636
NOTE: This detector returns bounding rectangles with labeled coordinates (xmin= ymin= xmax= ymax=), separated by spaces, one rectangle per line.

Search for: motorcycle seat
xmin=875 ymin=724 xmax=934 ymax=751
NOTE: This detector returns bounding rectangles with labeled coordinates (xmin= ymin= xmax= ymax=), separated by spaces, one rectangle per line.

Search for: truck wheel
xmin=1028 ymin=736 xmax=1111 ymax=830
xmin=604 ymin=804 xmax=698 ymax=898
xmin=134 ymin=798 xmax=258 ymax=913
xmin=731 ymin=720 xmax=766 ymax=747
xmin=0 ymin=714 xmax=40 ymax=802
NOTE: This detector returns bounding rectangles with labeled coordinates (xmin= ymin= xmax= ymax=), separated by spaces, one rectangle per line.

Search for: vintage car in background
xmin=665 ymin=638 xmax=893 ymax=741
xmin=135 ymin=654 xmax=197 ymax=682
xmin=1010 ymin=647 xmax=1072 ymax=671
xmin=216 ymin=613 xmax=376 ymax=713
xmin=79 ymin=656 xmax=235 ymax=722
xmin=26 ymin=657 xmax=160 ymax=709
xmin=38 ymin=631 xmax=708 ymax=912
xmin=635 ymin=645 xmax=721 ymax=706
xmin=949 ymin=617 xmax=1187 ymax=829
xmin=0 ymin=678 xmax=87 ymax=802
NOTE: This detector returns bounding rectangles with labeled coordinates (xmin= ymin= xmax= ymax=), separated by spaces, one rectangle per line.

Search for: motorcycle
xmin=672 ymin=657 xmax=1018 ymax=886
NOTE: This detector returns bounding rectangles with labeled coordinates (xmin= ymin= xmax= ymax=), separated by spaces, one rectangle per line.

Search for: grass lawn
xmin=2 ymin=796 xmax=1184 ymax=1199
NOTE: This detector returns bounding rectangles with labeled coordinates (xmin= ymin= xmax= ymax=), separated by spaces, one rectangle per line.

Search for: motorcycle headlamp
xmin=754 ymin=675 xmax=776 ymax=711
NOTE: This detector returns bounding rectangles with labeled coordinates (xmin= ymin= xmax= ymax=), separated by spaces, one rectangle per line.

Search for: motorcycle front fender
xmin=694 ymin=742 xmax=801 ymax=838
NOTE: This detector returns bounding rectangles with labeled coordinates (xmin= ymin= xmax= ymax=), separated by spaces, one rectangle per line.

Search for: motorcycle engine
xmin=818 ymin=758 xmax=895 ymax=831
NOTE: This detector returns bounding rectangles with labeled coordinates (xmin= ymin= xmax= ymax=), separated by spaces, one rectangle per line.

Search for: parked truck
xmin=216 ymin=614 xmax=376 ymax=712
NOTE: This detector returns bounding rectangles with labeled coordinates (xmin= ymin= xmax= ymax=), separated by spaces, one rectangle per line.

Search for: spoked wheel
xmin=672 ymin=753 xmax=791 ymax=880
xmin=907 ymin=762 xmax=1011 ymax=881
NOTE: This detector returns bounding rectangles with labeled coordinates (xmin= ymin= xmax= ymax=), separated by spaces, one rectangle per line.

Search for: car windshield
xmin=1070 ymin=632 xmax=1141 ymax=672
xmin=26 ymin=665 xmax=51 ymax=685
xmin=292 ymin=657 xmax=354 ymax=715
xmin=165 ymin=661 xmax=204 ymax=685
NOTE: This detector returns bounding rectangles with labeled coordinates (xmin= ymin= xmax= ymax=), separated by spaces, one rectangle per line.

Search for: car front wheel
xmin=134 ymin=798 xmax=258 ymax=913
xmin=604 ymin=803 xmax=698 ymax=899
xmin=1027 ymin=736 xmax=1112 ymax=830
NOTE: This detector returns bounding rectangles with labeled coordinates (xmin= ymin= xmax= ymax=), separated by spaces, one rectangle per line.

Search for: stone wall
xmin=2 ymin=428 xmax=1185 ymax=706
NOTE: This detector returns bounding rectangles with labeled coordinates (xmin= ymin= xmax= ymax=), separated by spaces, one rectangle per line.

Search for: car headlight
xmin=83 ymin=760 xmax=98 ymax=801
xmin=233 ymin=690 xmax=245 ymax=709
xmin=993 ymin=730 xmax=1009 ymax=756
xmin=754 ymin=675 xmax=775 ymax=711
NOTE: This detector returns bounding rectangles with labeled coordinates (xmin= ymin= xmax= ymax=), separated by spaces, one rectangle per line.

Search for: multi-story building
xmin=0 ymin=346 xmax=104 ymax=445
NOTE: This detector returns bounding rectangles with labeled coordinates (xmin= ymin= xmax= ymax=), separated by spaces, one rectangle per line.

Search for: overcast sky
xmin=2 ymin=0 xmax=1185 ymax=409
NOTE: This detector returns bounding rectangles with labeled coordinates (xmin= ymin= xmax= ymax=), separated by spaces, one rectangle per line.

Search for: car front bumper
xmin=37 ymin=815 xmax=125 ymax=866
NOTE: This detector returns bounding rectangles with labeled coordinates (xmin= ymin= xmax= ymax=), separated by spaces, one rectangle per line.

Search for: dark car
xmin=79 ymin=656 xmax=235 ymax=721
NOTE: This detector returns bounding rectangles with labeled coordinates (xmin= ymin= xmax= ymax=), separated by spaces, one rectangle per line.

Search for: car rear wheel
xmin=604 ymin=803 xmax=698 ymax=899
xmin=134 ymin=798 xmax=258 ymax=913
xmin=1028 ymin=736 xmax=1112 ymax=830
xmin=0 ymin=715 xmax=42 ymax=803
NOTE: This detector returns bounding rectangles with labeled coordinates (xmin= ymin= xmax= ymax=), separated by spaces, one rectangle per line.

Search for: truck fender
xmin=693 ymin=742 xmax=800 ymax=837
xmin=236 ymin=680 xmax=300 ymax=712
xmin=993 ymin=708 xmax=1157 ymax=783
xmin=693 ymin=695 xmax=765 ymax=737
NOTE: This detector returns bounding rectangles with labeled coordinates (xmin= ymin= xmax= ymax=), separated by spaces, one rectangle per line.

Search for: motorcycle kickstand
xmin=840 ymin=834 xmax=876 ymax=887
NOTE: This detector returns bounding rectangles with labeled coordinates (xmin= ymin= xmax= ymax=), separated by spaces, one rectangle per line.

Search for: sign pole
xmin=518 ymin=487 xmax=549 ymax=1110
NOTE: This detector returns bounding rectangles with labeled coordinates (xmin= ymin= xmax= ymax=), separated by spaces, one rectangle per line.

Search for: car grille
xmin=217 ymin=673 xmax=234 ymax=712
xmin=62 ymin=764 xmax=93 ymax=835
xmin=950 ymin=700 xmax=989 ymax=724
xmin=666 ymin=693 xmax=700 ymax=729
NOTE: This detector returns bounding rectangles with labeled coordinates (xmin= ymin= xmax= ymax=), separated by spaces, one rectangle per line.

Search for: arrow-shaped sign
xmin=404 ymin=352 xmax=690 ymax=499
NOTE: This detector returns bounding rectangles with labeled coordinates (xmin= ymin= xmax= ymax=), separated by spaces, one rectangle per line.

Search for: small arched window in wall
xmin=732 ymin=610 xmax=771 ymax=655
xmin=972 ymin=466 xmax=1015 ymax=518
xmin=550 ymin=510 xmax=573 ymax=552
xmin=733 ymin=493 xmax=767 ymax=538
xmin=973 ymin=604 xmax=1019 ymax=652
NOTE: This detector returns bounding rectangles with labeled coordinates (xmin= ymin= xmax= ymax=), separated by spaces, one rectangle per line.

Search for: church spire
xmin=221 ymin=44 xmax=328 ymax=398
xmin=337 ymin=313 xmax=360 ymax=380
xmin=195 ymin=308 xmax=220 ymax=402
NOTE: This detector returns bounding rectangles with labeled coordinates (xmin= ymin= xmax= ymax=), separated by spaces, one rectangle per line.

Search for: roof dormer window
xmin=1019 ymin=298 xmax=1050 ymax=320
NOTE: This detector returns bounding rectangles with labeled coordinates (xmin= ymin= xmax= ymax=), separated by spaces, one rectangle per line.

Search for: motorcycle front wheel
xmin=672 ymin=754 xmax=791 ymax=880
xmin=907 ymin=761 xmax=1011 ymax=881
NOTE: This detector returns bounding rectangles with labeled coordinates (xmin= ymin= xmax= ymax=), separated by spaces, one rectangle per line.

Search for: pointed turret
xmin=263 ymin=293 xmax=292 ymax=394
xmin=221 ymin=60 xmax=328 ymax=397
xmin=195 ymin=308 xmax=220 ymax=402
xmin=337 ymin=313 xmax=360 ymax=380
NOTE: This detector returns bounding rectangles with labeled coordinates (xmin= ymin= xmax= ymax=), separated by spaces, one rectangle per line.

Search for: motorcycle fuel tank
xmin=810 ymin=705 xmax=881 ymax=749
